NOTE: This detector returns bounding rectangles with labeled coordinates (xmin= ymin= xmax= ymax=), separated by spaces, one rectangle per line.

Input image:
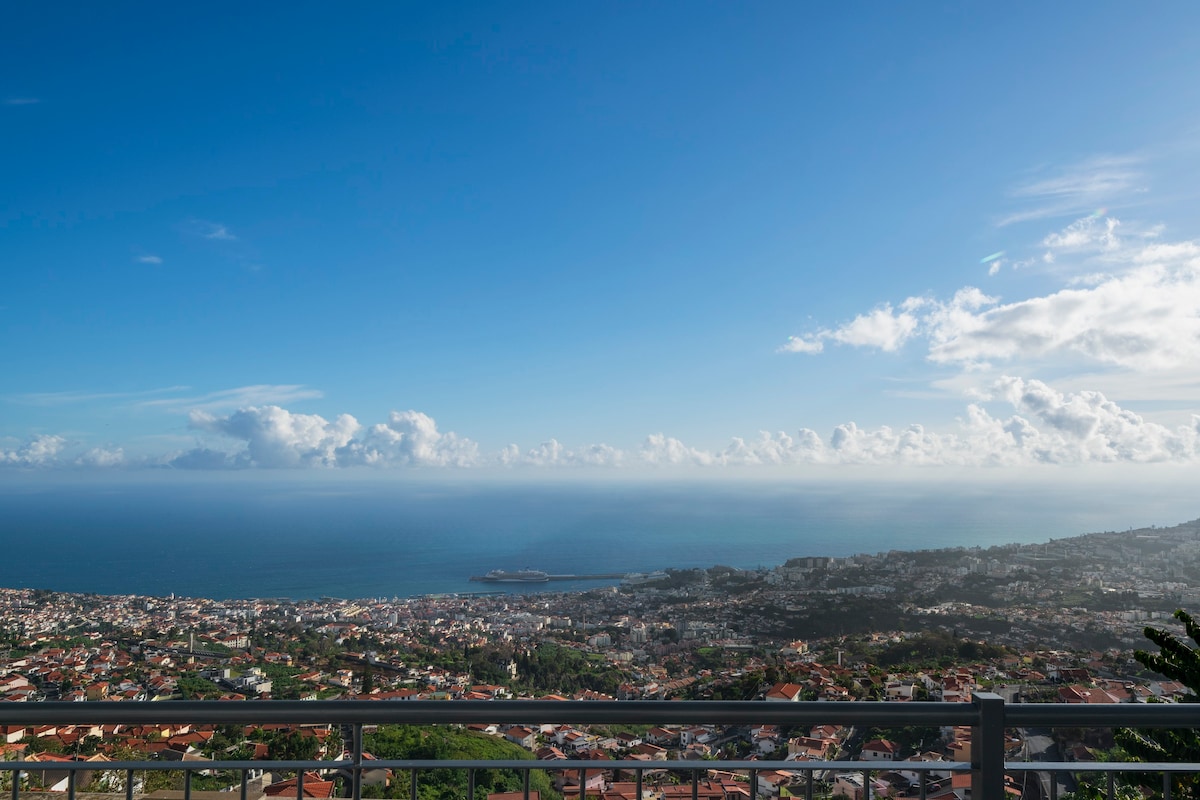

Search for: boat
xmin=470 ymin=569 xmax=551 ymax=583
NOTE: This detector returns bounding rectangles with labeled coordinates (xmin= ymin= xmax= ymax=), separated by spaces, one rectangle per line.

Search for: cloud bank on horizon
xmin=5 ymin=374 xmax=1199 ymax=471
xmin=6 ymin=192 xmax=1200 ymax=473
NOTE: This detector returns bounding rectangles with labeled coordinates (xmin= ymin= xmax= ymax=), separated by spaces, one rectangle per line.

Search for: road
xmin=1019 ymin=728 xmax=1076 ymax=800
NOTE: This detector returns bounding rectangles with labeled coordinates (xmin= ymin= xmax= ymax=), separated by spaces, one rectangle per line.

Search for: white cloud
xmin=4 ymin=97 xmax=41 ymax=106
xmin=75 ymin=446 xmax=125 ymax=468
xmin=339 ymin=410 xmax=480 ymax=467
xmin=928 ymin=245 xmax=1200 ymax=371
xmin=137 ymin=255 xmax=163 ymax=264
xmin=786 ymin=216 xmax=1200 ymax=374
xmin=719 ymin=430 xmax=823 ymax=465
xmin=499 ymin=439 xmax=624 ymax=467
xmin=831 ymin=302 xmax=922 ymax=350
xmin=0 ymin=434 xmax=66 ymax=467
xmin=189 ymin=406 xmax=360 ymax=468
xmin=631 ymin=378 xmax=1200 ymax=468
xmin=639 ymin=433 xmax=716 ymax=466
xmin=781 ymin=300 xmax=926 ymax=355
xmin=779 ymin=335 xmax=824 ymax=354
xmin=1041 ymin=215 xmax=1121 ymax=252
xmin=168 ymin=447 xmax=240 ymax=470
xmin=989 ymin=377 xmax=1196 ymax=463
xmin=185 ymin=406 xmax=479 ymax=468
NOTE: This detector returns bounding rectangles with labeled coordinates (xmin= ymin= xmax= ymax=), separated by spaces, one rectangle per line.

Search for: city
xmin=3 ymin=519 xmax=1199 ymax=800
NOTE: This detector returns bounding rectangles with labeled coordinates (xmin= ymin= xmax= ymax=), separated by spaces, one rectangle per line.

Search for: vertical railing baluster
xmin=971 ymin=692 xmax=1005 ymax=800
xmin=467 ymin=768 xmax=475 ymax=800
xmin=806 ymin=768 xmax=814 ymax=800
xmin=692 ymin=768 xmax=699 ymax=800
xmin=409 ymin=768 xmax=418 ymax=800
xmin=578 ymin=767 xmax=586 ymax=800
xmin=1050 ymin=771 xmax=1057 ymax=800
xmin=920 ymin=769 xmax=927 ymax=800
xmin=863 ymin=769 xmax=870 ymax=800
xmin=11 ymin=768 xmax=20 ymax=800
xmin=241 ymin=768 xmax=249 ymax=800
xmin=68 ymin=767 xmax=77 ymax=800
xmin=297 ymin=769 xmax=305 ymax=800
xmin=185 ymin=769 xmax=193 ymax=800
xmin=523 ymin=766 xmax=531 ymax=800
xmin=352 ymin=723 xmax=363 ymax=800
xmin=1164 ymin=772 xmax=1172 ymax=800
xmin=126 ymin=768 xmax=134 ymax=800
xmin=749 ymin=769 xmax=757 ymax=800
xmin=636 ymin=768 xmax=643 ymax=800
xmin=1106 ymin=771 xmax=1114 ymax=800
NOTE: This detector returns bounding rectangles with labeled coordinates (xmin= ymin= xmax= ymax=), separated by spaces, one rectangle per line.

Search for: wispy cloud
xmin=998 ymin=154 xmax=1145 ymax=227
xmin=9 ymin=386 xmax=191 ymax=407
xmin=183 ymin=219 xmax=238 ymax=241
xmin=4 ymin=97 xmax=41 ymax=106
xmin=139 ymin=384 xmax=324 ymax=413
xmin=137 ymin=255 xmax=163 ymax=265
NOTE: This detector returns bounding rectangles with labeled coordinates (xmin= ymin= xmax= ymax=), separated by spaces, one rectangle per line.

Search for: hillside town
xmin=2 ymin=519 xmax=1199 ymax=800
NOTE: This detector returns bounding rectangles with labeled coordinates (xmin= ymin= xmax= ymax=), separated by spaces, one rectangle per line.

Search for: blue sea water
xmin=0 ymin=473 xmax=1194 ymax=600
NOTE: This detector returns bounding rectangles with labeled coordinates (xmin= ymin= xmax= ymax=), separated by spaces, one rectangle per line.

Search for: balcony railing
xmin=3 ymin=694 xmax=1199 ymax=800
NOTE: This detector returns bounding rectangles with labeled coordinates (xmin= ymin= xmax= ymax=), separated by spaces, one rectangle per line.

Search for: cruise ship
xmin=470 ymin=569 xmax=551 ymax=583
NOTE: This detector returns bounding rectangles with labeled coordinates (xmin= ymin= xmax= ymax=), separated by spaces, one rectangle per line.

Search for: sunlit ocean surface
xmin=1 ymin=475 xmax=1194 ymax=600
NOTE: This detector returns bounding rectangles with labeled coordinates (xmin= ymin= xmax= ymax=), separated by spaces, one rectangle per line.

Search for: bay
xmin=0 ymin=473 xmax=1193 ymax=600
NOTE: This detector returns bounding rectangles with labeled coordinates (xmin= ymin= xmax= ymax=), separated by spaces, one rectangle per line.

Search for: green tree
xmin=1115 ymin=609 xmax=1200 ymax=799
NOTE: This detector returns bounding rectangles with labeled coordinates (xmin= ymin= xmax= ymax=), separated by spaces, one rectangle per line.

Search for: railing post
xmin=11 ymin=768 xmax=20 ymax=800
xmin=972 ymin=692 xmax=1005 ymax=800
xmin=351 ymin=723 xmax=363 ymax=800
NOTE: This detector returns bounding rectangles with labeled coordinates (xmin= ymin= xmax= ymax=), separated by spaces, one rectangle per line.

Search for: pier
xmin=468 ymin=572 xmax=627 ymax=583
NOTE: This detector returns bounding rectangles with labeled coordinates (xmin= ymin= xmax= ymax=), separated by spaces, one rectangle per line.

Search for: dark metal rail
xmin=2 ymin=694 xmax=1199 ymax=800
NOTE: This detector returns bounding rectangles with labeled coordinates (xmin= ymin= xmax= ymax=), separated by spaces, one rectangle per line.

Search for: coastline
xmin=3 ymin=514 xmax=1194 ymax=606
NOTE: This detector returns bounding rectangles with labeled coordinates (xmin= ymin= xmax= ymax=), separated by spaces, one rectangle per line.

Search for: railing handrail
xmin=3 ymin=697 xmax=1199 ymax=728
xmin=6 ymin=695 xmax=1200 ymax=800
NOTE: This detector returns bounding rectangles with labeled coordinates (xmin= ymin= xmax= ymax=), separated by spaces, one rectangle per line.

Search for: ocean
xmin=1 ymin=472 xmax=1194 ymax=600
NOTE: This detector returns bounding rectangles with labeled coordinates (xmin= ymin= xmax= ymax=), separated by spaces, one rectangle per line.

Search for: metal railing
xmin=2 ymin=694 xmax=1199 ymax=800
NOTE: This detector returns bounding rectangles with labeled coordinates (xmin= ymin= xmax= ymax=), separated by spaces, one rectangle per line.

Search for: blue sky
xmin=5 ymin=2 xmax=1200 ymax=474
